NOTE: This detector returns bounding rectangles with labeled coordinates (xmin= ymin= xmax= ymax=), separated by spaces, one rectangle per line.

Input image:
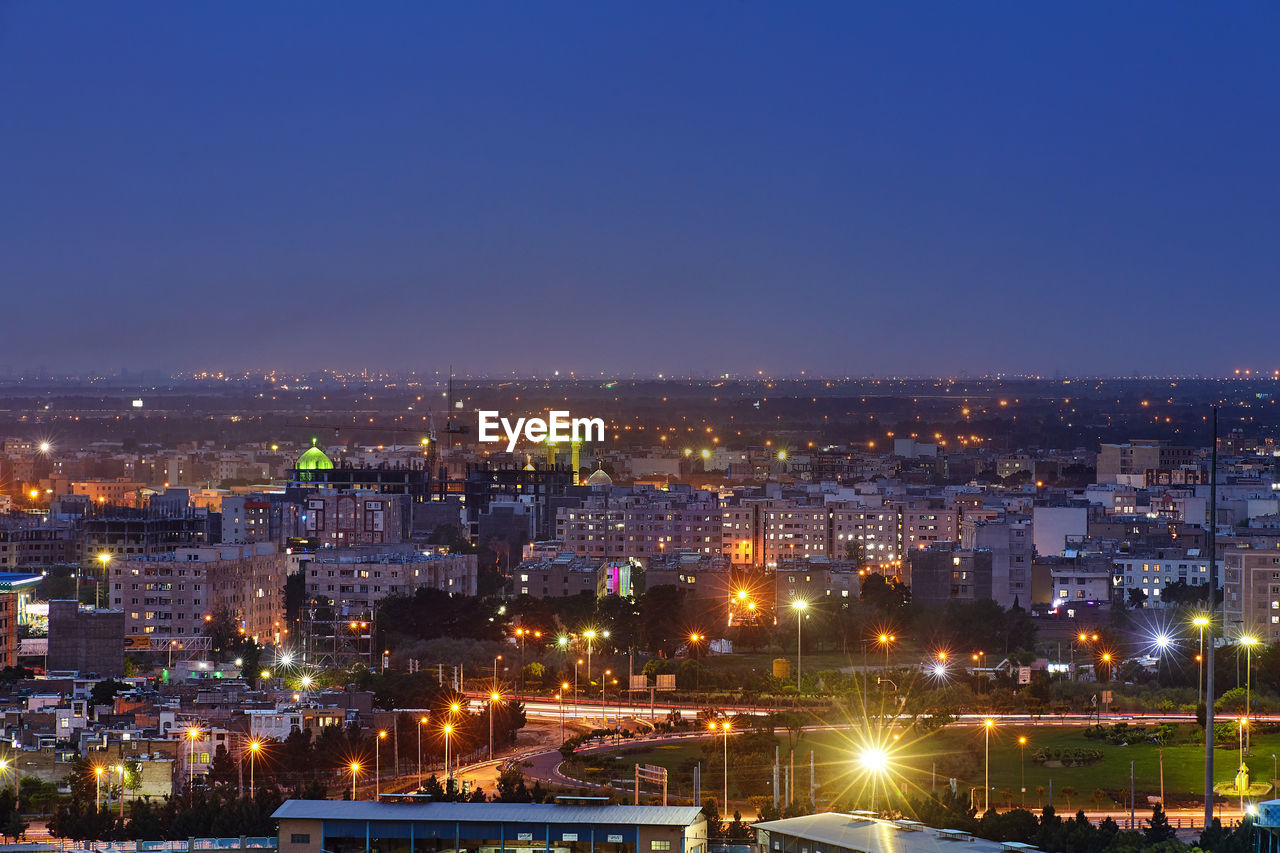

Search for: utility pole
xmin=1204 ymin=405 xmax=1218 ymax=828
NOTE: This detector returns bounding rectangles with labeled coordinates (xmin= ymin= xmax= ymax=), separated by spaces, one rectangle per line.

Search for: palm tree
xmin=1061 ymin=786 xmax=1076 ymax=809
xmin=1036 ymin=786 xmax=1046 ymax=809
xmin=1091 ymin=788 xmax=1107 ymax=811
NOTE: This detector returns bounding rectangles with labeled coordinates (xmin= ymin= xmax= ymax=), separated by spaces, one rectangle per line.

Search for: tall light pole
xmin=349 ymin=762 xmax=360 ymax=801
xmin=1018 ymin=736 xmax=1027 ymax=807
xmin=983 ymin=719 xmax=994 ymax=812
xmin=791 ymin=600 xmax=808 ymax=691
xmin=877 ymin=633 xmax=896 ymax=673
xmin=689 ymin=634 xmax=703 ymax=692
xmin=1194 ymin=616 xmax=1209 ymax=711
xmin=1241 ymin=634 xmax=1259 ymax=751
xmin=443 ymin=723 xmax=454 ymax=787
xmin=96 ymin=553 xmax=111 ymax=609
xmin=376 ymin=730 xmax=387 ymax=798
xmin=583 ymin=629 xmax=596 ymax=695
xmin=417 ymin=716 xmax=428 ymax=787
xmin=247 ymin=739 xmax=261 ymax=799
xmin=186 ymin=726 xmax=201 ymax=789
xmin=708 ymin=719 xmax=732 ymax=809
xmin=95 ymin=765 xmax=104 ymax=811
xmin=574 ymin=658 xmax=583 ymax=720
xmin=489 ymin=691 xmax=501 ymax=758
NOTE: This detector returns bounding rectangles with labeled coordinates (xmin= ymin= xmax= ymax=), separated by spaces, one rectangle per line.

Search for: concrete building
xmin=1032 ymin=505 xmax=1088 ymax=557
xmin=773 ymin=556 xmax=860 ymax=605
xmin=906 ymin=543 xmax=992 ymax=608
xmin=960 ymin=517 xmax=1032 ymax=608
xmin=759 ymin=503 xmax=829 ymax=567
xmin=0 ymin=572 xmax=40 ymax=666
xmin=301 ymin=549 xmax=478 ymax=610
xmin=46 ymin=600 xmax=125 ymax=676
xmin=556 ymin=490 xmax=721 ymax=560
xmin=301 ymin=492 xmax=410 ymax=547
xmin=1223 ymin=549 xmax=1280 ymax=639
xmin=274 ymin=800 xmax=708 ymax=853
xmin=111 ymin=543 xmax=287 ymax=645
xmin=1097 ymin=441 xmax=1195 ymax=484
xmin=514 ymin=553 xmax=600 ymax=598
xmin=1043 ymin=552 xmax=1116 ymax=606
xmin=1114 ymin=550 xmax=1218 ymax=606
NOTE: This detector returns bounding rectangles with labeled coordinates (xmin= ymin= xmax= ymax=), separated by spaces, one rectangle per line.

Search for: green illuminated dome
xmin=586 ymin=468 xmax=612 ymax=487
xmin=296 ymin=438 xmax=334 ymax=471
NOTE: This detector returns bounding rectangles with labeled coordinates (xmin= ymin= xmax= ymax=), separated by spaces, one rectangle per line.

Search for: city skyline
xmin=4 ymin=2 xmax=1278 ymax=376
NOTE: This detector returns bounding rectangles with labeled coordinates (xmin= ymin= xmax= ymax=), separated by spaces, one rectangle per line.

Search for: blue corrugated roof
xmin=0 ymin=573 xmax=42 ymax=591
xmin=272 ymin=800 xmax=704 ymax=826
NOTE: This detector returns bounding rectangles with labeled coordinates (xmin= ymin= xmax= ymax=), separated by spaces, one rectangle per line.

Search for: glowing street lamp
xmin=442 ymin=723 xmax=455 ymax=785
xmin=792 ymin=600 xmax=809 ymax=691
xmin=1194 ymin=615 xmax=1210 ymax=710
xmin=94 ymin=765 xmax=105 ymax=810
xmin=983 ymin=719 xmax=995 ymax=812
xmin=858 ymin=745 xmax=890 ymax=810
xmin=1018 ymin=736 xmax=1028 ymax=806
xmin=376 ymin=730 xmax=387 ymax=798
xmin=95 ymin=553 xmax=112 ymax=609
xmin=186 ymin=726 xmax=201 ymax=787
xmin=877 ymin=633 xmax=896 ymax=672
xmin=417 ymin=716 xmax=429 ymax=786
xmin=247 ymin=739 xmax=262 ymax=799
xmin=708 ymin=719 xmax=733 ymax=808
xmin=349 ymin=761 xmax=361 ymax=801
xmin=1241 ymin=634 xmax=1260 ymax=749
xmin=489 ymin=691 xmax=502 ymax=758
xmin=583 ymin=629 xmax=597 ymax=690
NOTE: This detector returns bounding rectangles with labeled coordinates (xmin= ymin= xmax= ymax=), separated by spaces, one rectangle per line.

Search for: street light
xmin=792 ymin=600 xmax=808 ymax=691
xmin=708 ymin=719 xmax=732 ymax=809
xmin=583 ymin=629 xmax=597 ymax=692
xmin=96 ymin=553 xmax=111 ymax=609
xmin=876 ymin=633 xmax=896 ymax=673
xmin=983 ymin=719 xmax=995 ymax=812
xmin=349 ymin=762 xmax=360 ymax=801
xmin=376 ymin=730 xmax=387 ymax=798
xmin=95 ymin=765 xmax=104 ymax=810
xmin=443 ymin=722 xmax=456 ymax=785
xmin=186 ymin=726 xmax=201 ymax=788
xmin=1193 ymin=616 xmax=1210 ymax=712
xmin=1241 ymin=634 xmax=1260 ymax=750
xmin=489 ymin=691 xmax=502 ymax=758
xmin=1018 ymin=736 xmax=1028 ymax=807
xmin=417 ymin=716 xmax=429 ymax=787
xmin=246 ymin=739 xmax=262 ymax=799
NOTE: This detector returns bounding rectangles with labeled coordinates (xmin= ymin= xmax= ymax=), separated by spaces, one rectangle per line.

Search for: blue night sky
xmin=2 ymin=2 xmax=1277 ymax=377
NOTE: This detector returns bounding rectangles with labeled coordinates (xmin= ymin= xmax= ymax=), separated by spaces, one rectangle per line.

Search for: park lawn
xmin=575 ymin=724 xmax=1280 ymax=812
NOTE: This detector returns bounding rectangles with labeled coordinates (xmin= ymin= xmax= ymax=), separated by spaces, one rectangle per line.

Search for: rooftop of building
xmin=753 ymin=813 xmax=1019 ymax=853
xmin=272 ymin=799 xmax=705 ymax=826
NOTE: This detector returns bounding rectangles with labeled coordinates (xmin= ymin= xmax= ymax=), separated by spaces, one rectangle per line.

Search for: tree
xmin=640 ymin=585 xmax=689 ymax=656
xmin=1060 ymin=786 xmax=1075 ymax=809
xmin=1126 ymin=588 xmax=1148 ymax=610
xmin=90 ymin=679 xmax=130 ymax=708
xmin=1144 ymin=804 xmax=1176 ymax=844
xmin=495 ymin=767 xmax=533 ymax=803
